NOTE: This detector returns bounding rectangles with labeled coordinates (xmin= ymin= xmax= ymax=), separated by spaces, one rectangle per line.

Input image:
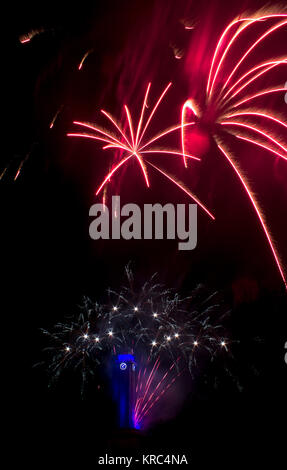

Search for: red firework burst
xmin=68 ymin=83 xmax=215 ymax=220
xmin=181 ymin=12 xmax=287 ymax=287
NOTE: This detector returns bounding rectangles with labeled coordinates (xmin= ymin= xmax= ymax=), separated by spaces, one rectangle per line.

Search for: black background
xmin=2 ymin=0 xmax=287 ymax=467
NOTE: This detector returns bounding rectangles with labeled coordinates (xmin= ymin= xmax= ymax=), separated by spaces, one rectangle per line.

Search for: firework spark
xmin=19 ymin=27 xmax=45 ymax=44
xmin=14 ymin=160 xmax=25 ymax=181
xmin=67 ymin=83 xmax=215 ymax=220
xmin=38 ymin=268 xmax=231 ymax=427
xmin=0 ymin=165 xmax=8 ymax=181
xmin=50 ymin=105 xmax=64 ymax=129
xmin=78 ymin=49 xmax=93 ymax=71
xmin=181 ymin=12 xmax=287 ymax=287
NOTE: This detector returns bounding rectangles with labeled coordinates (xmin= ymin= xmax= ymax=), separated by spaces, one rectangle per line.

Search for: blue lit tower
xmin=112 ymin=354 xmax=136 ymax=428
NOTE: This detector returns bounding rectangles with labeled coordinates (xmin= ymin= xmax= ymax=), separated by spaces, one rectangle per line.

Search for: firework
xmin=19 ymin=28 xmax=45 ymax=44
xmin=0 ymin=144 xmax=37 ymax=183
xmin=66 ymin=12 xmax=286 ymax=286
xmin=14 ymin=159 xmax=25 ymax=181
xmin=38 ymin=267 xmax=231 ymax=428
xmin=67 ymin=83 xmax=215 ymax=220
xmin=49 ymin=105 xmax=64 ymax=129
xmin=181 ymin=13 xmax=287 ymax=287
xmin=78 ymin=50 xmax=94 ymax=71
xmin=0 ymin=165 xmax=9 ymax=181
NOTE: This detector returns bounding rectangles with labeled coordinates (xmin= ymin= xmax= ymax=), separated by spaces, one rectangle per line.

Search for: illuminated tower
xmin=112 ymin=354 xmax=136 ymax=428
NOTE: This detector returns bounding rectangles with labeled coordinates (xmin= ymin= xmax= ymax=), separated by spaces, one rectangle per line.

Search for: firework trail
xmin=181 ymin=12 xmax=287 ymax=287
xmin=67 ymin=82 xmax=215 ymax=220
xmin=38 ymin=267 xmax=231 ymax=427
xmin=0 ymin=165 xmax=9 ymax=181
xmin=14 ymin=144 xmax=38 ymax=181
xmin=19 ymin=28 xmax=45 ymax=44
xmin=49 ymin=105 xmax=64 ymax=129
xmin=78 ymin=50 xmax=94 ymax=71
xmin=14 ymin=160 xmax=25 ymax=181
xmin=0 ymin=144 xmax=38 ymax=183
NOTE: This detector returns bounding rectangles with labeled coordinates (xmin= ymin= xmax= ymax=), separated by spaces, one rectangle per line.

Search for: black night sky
xmin=2 ymin=0 xmax=287 ymax=467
